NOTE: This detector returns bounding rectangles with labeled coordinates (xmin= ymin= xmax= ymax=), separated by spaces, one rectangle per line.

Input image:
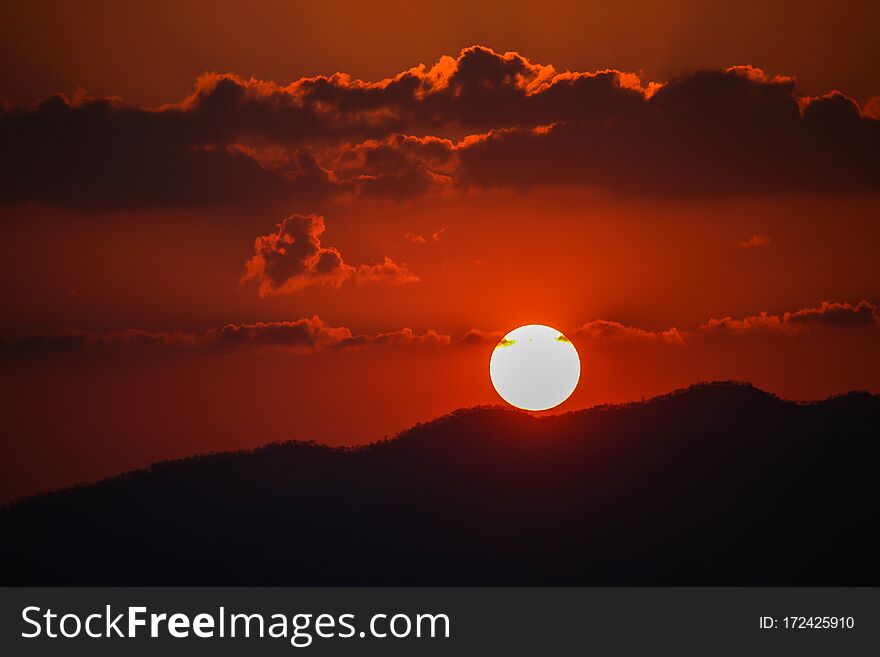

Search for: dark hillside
xmin=1 ymin=382 xmax=877 ymax=585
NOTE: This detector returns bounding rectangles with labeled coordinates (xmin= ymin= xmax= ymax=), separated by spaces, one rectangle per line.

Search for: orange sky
xmin=1 ymin=2 xmax=878 ymax=503
xmin=2 ymin=1 xmax=880 ymax=105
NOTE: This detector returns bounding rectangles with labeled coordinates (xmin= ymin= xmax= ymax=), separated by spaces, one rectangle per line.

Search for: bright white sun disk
xmin=489 ymin=324 xmax=580 ymax=411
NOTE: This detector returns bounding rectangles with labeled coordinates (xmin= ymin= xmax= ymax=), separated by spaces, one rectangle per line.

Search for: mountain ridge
xmin=1 ymin=380 xmax=877 ymax=585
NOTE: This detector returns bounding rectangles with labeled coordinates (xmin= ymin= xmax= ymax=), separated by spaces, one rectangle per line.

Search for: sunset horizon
xmin=3 ymin=39 xmax=879 ymax=503
xmin=1 ymin=1 xmax=879 ymax=608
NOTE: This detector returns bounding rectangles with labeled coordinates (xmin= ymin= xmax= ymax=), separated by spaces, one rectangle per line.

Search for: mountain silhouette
xmin=1 ymin=381 xmax=877 ymax=585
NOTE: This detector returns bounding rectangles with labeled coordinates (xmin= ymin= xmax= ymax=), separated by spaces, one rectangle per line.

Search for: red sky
xmin=1 ymin=1 xmax=878 ymax=503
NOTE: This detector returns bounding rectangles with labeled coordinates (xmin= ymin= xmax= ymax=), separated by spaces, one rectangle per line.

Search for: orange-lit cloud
xmin=573 ymin=320 xmax=686 ymax=344
xmin=458 ymin=328 xmax=506 ymax=345
xmin=242 ymin=214 xmax=418 ymax=296
xmin=700 ymin=300 xmax=880 ymax=335
xmin=405 ymin=224 xmax=447 ymax=244
xmin=335 ymin=327 xmax=451 ymax=349
xmin=738 ymin=234 xmax=771 ymax=248
xmin=458 ymin=301 xmax=880 ymax=348
xmin=328 ymin=135 xmax=455 ymax=200
xmin=864 ymin=97 xmax=880 ymax=119
xmin=3 ymin=47 xmax=878 ymax=208
xmin=2 ymin=301 xmax=876 ymax=359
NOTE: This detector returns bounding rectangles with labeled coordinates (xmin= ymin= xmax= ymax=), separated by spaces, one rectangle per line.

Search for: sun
xmin=489 ymin=324 xmax=581 ymax=411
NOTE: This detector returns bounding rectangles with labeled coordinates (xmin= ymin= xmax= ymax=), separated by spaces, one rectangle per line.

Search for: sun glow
xmin=489 ymin=324 xmax=581 ymax=411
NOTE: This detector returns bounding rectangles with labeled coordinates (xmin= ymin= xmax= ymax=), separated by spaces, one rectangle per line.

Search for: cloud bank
xmin=701 ymin=300 xmax=880 ymax=335
xmin=2 ymin=300 xmax=875 ymax=358
xmin=0 ymin=316 xmax=448 ymax=357
xmin=2 ymin=47 xmax=878 ymax=208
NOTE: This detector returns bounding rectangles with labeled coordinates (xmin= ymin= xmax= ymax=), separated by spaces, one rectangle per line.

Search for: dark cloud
xmin=328 ymin=135 xmax=455 ymax=200
xmin=0 ymin=316 xmax=449 ymax=357
xmin=209 ymin=316 xmax=351 ymax=351
xmin=0 ymin=96 xmax=315 ymax=209
xmin=700 ymin=312 xmax=785 ymax=334
xmin=785 ymin=300 xmax=879 ymax=328
xmin=242 ymin=214 xmax=418 ymax=296
xmin=335 ymin=328 xmax=451 ymax=349
xmin=0 ymin=327 xmax=200 ymax=357
xmin=4 ymin=300 xmax=875 ymax=359
xmin=2 ymin=48 xmax=877 ymax=208
xmin=454 ymin=67 xmax=880 ymax=195
xmin=701 ymin=300 xmax=880 ymax=335
xmin=572 ymin=320 xmax=686 ymax=344
xmin=458 ymin=328 xmax=505 ymax=346
xmin=458 ymin=301 xmax=879 ymax=348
